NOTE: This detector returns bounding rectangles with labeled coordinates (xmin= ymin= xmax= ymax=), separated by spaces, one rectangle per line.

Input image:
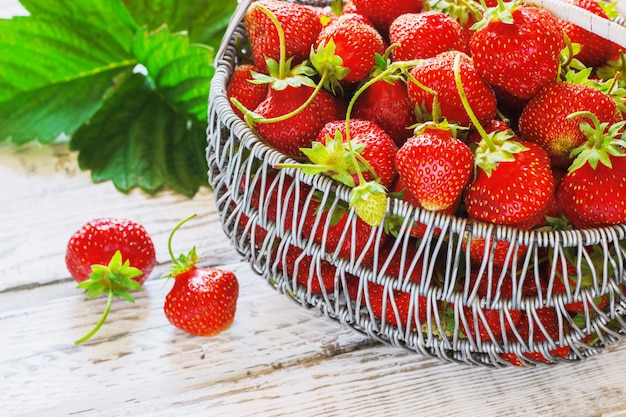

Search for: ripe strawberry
xmin=461 ymin=304 xmax=523 ymax=342
xmin=561 ymin=0 xmax=620 ymax=67
xmin=502 ymin=307 xmax=570 ymax=365
xmin=315 ymin=119 xmax=399 ymax=187
xmin=556 ymin=112 xmax=626 ymax=228
xmin=244 ymin=0 xmax=323 ymax=73
xmin=470 ymin=2 xmax=565 ymax=99
xmin=462 ymin=234 xmax=528 ymax=269
xmin=387 ymin=176 xmax=460 ymax=238
xmin=466 ymin=139 xmax=554 ymax=228
xmin=352 ymin=54 xmax=417 ymax=146
xmin=389 ymin=12 xmax=464 ymax=61
xmin=164 ymin=215 xmax=239 ymax=336
xmin=363 ymin=237 xmax=425 ymax=284
xmin=226 ymin=64 xmax=268 ymax=120
xmin=315 ymin=13 xmax=386 ymax=84
xmin=407 ymin=50 xmax=496 ymax=127
xmin=345 ymin=274 xmax=429 ymax=328
xmin=66 ymin=218 xmax=156 ymax=344
xmin=519 ymin=80 xmax=622 ymax=168
xmin=395 ymin=123 xmax=473 ymax=211
xmin=351 ymin=0 xmax=423 ymax=32
xmin=253 ymin=85 xmax=338 ymax=157
xmin=279 ymin=244 xmax=336 ymax=294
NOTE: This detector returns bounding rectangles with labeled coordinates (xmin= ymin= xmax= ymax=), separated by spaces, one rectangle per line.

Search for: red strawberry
xmin=462 ymin=304 xmax=523 ymax=342
xmin=395 ymin=123 xmax=473 ymax=211
xmin=364 ymin=238 xmax=425 ymax=284
xmin=555 ymin=113 xmax=626 ymax=228
xmin=388 ymin=176 xmax=460 ymax=238
xmin=561 ymin=0 xmax=620 ymax=67
xmin=389 ymin=12 xmax=465 ymax=61
xmin=345 ymin=275 xmax=428 ymax=328
xmin=462 ymin=234 xmax=528 ymax=269
xmin=407 ymin=50 xmax=496 ymax=127
xmin=253 ymin=85 xmax=337 ymax=157
xmin=226 ymin=64 xmax=268 ymax=120
xmin=519 ymin=80 xmax=622 ymax=168
xmin=470 ymin=3 xmax=565 ymax=99
xmin=164 ymin=215 xmax=239 ymax=336
xmin=66 ymin=218 xmax=156 ymax=344
xmin=351 ymin=0 xmax=423 ymax=32
xmin=315 ymin=119 xmax=399 ymax=187
xmin=244 ymin=0 xmax=323 ymax=73
xmin=352 ymin=56 xmax=417 ymax=146
xmin=315 ymin=13 xmax=386 ymax=84
xmin=279 ymin=245 xmax=336 ymax=294
xmin=465 ymin=139 xmax=554 ymax=228
xmin=502 ymin=308 xmax=570 ymax=365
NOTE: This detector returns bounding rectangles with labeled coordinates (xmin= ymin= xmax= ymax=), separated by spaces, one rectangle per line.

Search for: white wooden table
xmin=4 ymin=2 xmax=626 ymax=417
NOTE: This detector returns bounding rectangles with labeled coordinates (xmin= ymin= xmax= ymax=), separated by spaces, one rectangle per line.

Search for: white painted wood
xmin=3 ymin=1 xmax=626 ymax=417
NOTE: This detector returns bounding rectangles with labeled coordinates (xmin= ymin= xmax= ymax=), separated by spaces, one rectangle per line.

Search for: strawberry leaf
xmin=70 ymin=73 xmax=209 ymax=197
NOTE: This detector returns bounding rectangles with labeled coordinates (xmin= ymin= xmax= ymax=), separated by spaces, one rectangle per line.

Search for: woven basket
xmin=208 ymin=0 xmax=626 ymax=366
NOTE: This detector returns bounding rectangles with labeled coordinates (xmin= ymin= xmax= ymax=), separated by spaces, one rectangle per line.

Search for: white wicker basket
xmin=208 ymin=0 xmax=626 ymax=367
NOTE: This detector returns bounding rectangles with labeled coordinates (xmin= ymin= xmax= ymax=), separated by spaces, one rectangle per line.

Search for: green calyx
xmin=350 ymin=181 xmax=388 ymax=227
xmin=567 ymin=111 xmax=626 ymax=172
xmin=471 ymin=0 xmax=519 ymax=30
xmin=165 ymin=214 xmax=199 ymax=277
xmin=75 ymin=250 xmax=143 ymax=345
xmin=274 ymin=130 xmax=368 ymax=187
xmin=309 ymin=39 xmax=350 ymax=94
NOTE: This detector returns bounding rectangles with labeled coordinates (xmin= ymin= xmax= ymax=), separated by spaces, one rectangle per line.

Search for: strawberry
xmin=470 ymin=2 xmax=565 ymax=100
xmin=387 ymin=175 xmax=460 ymax=238
xmin=315 ymin=13 xmax=386 ymax=84
xmin=466 ymin=139 xmax=554 ymax=228
xmin=560 ymin=0 xmax=620 ymax=68
xmin=462 ymin=234 xmax=528 ymax=269
xmin=555 ymin=112 xmax=626 ymax=228
xmin=66 ymin=218 xmax=156 ymax=344
xmin=253 ymin=85 xmax=338 ymax=157
xmin=315 ymin=119 xmax=399 ymax=187
xmin=407 ymin=50 xmax=496 ymax=127
xmin=395 ymin=122 xmax=473 ymax=211
xmin=461 ymin=304 xmax=523 ymax=342
xmin=519 ymin=79 xmax=622 ymax=168
xmin=363 ymin=238 xmax=425 ymax=284
xmin=279 ymin=244 xmax=336 ymax=294
xmin=345 ymin=274 xmax=429 ymax=328
xmin=352 ymin=53 xmax=417 ymax=146
xmin=244 ymin=0 xmax=323 ymax=73
xmin=164 ymin=215 xmax=239 ymax=336
xmin=226 ymin=64 xmax=268 ymax=120
xmin=351 ymin=0 xmax=423 ymax=32
xmin=502 ymin=307 xmax=570 ymax=365
xmin=388 ymin=12 xmax=464 ymax=61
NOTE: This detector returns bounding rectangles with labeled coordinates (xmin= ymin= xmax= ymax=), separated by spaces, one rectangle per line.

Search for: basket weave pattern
xmin=208 ymin=0 xmax=626 ymax=366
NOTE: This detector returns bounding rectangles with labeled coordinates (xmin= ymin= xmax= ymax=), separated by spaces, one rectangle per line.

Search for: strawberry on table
xmin=163 ymin=215 xmax=239 ymax=337
xmin=66 ymin=218 xmax=156 ymax=344
xmin=469 ymin=0 xmax=565 ymax=100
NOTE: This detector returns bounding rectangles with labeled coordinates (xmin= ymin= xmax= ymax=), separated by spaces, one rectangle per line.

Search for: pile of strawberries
xmin=223 ymin=0 xmax=626 ymax=365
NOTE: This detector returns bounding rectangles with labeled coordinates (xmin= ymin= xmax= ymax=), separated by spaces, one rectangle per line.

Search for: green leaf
xmin=132 ymin=25 xmax=215 ymax=124
xmin=0 ymin=2 xmax=138 ymax=143
xmin=122 ymin=0 xmax=237 ymax=49
xmin=70 ymin=73 xmax=209 ymax=197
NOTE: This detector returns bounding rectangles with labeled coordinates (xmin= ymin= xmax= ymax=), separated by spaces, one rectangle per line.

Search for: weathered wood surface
xmin=4 ymin=2 xmax=626 ymax=416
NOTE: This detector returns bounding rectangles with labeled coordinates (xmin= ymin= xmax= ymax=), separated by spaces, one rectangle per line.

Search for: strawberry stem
xmin=168 ymin=213 xmax=197 ymax=266
xmin=452 ymin=53 xmax=493 ymax=149
xmin=255 ymin=3 xmax=287 ymax=79
xmin=75 ymin=288 xmax=114 ymax=345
